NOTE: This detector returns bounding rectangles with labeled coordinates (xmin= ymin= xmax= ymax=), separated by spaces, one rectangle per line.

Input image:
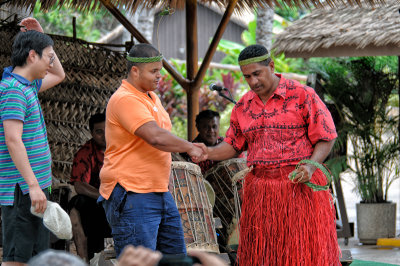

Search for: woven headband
xmin=127 ymin=54 xmax=163 ymax=63
xmin=238 ymin=53 xmax=270 ymax=66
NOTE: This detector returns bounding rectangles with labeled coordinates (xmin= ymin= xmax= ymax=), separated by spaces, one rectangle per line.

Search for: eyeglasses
xmin=49 ymin=55 xmax=55 ymax=65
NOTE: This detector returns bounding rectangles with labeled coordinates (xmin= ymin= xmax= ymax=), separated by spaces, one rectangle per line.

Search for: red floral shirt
xmin=224 ymin=74 xmax=337 ymax=168
xmin=70 ymin=139 xmax=104 ymax=189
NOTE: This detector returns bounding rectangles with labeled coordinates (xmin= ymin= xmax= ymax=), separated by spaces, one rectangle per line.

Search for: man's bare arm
xmin=135 ymin=121 xmax=203 ymax=158
xmin=194 ymin=141 xmax=238 ymax=162
xmin=19 ymin=17 xmax=65 ymax=92
xmin=3 ymin=119 xmax=47 ymax=213
xmin=74 ymin=181 xmax=100 ymax=199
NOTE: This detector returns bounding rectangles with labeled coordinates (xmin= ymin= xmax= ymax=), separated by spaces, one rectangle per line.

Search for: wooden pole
xmin=72 ymin=17 xmax=76 ymax=40
xmin=186 ymin=0 xmax=198 ymax=141
xmin=98 ymin=0 xmax=189 ymax=88
xmin=192 ymin=0 xmax=238 ymax=88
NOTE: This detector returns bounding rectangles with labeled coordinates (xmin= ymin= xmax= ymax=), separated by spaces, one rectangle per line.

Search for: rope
xmin=290 ymin=159 xmax=332 ymax=192
xmin=126 ymin=54 xmax=163 ymax=63
xmin=238 ymin=53 xmax=270 ymax=66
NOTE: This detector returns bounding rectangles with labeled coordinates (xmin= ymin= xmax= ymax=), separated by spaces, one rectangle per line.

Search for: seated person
xmin=68 ymin=113 xmax=111 ymax=261
xmin=182 ymin=110 xmax=224 ymax=174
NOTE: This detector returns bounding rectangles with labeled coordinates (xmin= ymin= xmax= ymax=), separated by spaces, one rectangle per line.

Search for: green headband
xmin=238 ymin=53 xmax=270 ymax=66
xmin=127 ymin=54 xmax=163 ymax=63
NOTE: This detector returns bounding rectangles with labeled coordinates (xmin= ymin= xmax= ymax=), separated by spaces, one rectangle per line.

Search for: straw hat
xmin=31 ymin=201 xmax=73 ymax=240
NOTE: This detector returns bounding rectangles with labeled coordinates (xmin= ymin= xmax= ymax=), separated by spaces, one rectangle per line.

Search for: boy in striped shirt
xmin=0 ymin=18 xmax=65 ymax=265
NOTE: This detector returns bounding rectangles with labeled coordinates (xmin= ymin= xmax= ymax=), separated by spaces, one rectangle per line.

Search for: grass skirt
xmin=237 ymin=166 xmax=341 ymax=266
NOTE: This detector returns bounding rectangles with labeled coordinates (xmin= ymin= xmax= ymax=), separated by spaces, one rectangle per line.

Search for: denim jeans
xmin=99 ymin=184 xmax=186 ymax=257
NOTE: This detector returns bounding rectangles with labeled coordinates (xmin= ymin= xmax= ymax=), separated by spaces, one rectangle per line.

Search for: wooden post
xmin=72 ymin=17 xmax=76 ymax=40
xmin=186 ymin=0 xmax=198 ymax=141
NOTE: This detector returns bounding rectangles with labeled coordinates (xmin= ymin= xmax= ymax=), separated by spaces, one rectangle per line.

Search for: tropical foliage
xmin=33 ymin=0 xmax=115 ymax=41
xmin=309 ymin=57 xmax=399 ymax=203
xmin=157 ymin=60 xmax=247 ymax=139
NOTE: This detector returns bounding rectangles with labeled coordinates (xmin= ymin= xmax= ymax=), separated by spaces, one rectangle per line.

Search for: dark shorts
xmin=68 ymin=194 xmax=111 ymax=259
xmin=2 ymin=184 xmax=50 ymax=263
xmin=99 ymin=184 xmax=186 ymax=258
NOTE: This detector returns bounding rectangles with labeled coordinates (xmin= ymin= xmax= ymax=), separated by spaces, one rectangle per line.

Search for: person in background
xmin=0 ymin=17 xmax=65 ymax=266
xmin=69 ymin=113 xmax=111 ymax=261
xmin=181 ymin=110 xmax=224 ymax=174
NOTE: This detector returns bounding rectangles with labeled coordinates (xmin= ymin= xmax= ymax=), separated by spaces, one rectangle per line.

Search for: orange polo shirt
xmin=99 ymin=80 xmax=172 ymax=199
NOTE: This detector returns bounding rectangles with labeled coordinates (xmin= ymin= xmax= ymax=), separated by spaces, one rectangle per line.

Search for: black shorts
xmin=2 ymin=184 xmax=50 ymax=263
xmin=68 ymin=194 xmax=111 ymax=238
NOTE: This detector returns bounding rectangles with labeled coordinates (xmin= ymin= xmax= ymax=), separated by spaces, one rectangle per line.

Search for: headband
xmin=238 ymin=53 xmax=270 ymax=66
xmin=127 ymin=54 xmax=163 ymax=63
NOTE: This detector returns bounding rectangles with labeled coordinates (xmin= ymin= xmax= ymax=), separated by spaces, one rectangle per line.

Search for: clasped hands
xmin=188 ymin=143 xmax=208 ymax=163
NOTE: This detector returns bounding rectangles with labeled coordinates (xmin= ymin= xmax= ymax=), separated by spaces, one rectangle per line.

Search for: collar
xmin=273 ymin=74 xmax=286 ymax=99
xmin=121 ymin=79 xmax=156 ymax=102
xmin=2 ymin=66 xmax=37 ymax=86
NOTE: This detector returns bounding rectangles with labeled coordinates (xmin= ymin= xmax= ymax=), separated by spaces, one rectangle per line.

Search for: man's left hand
xmin=289 ymin=164 xmax=315 ymax=183
xmin=19 ymin=17 xmax=44 ymax=33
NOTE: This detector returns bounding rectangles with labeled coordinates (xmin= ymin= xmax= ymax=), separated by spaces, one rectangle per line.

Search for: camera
xmin=157 ymin=254 xmax=201 ymax=266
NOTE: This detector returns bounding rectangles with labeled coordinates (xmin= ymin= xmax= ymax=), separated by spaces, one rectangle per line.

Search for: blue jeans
xmin=99 ymin=184 xmax=186 ymax=257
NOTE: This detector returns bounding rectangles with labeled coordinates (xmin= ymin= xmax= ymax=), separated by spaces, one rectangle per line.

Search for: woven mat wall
xmin=0 ymin=24 xmax=126 ymax=182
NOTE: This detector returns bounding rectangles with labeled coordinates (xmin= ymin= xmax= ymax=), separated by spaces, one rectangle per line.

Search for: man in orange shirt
xmin=98 ymin=43 xmax=203 ymax=257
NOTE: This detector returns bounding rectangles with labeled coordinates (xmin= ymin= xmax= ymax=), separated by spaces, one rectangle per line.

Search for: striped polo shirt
xmin=0 ymin=66 xmax=52 ymax=205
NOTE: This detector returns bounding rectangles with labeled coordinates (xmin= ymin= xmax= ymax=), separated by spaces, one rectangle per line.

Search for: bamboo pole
xmin=186 ymin=0 xmax=199 ymax=141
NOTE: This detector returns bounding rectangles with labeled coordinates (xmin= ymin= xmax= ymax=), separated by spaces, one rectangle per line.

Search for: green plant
xmin=310 ymin=57 xmax=399 ymax=203
xmin=157 ymin=60 xmax=247 ymax=138
xmin=33 ymin=0 xmax=115 ymax=41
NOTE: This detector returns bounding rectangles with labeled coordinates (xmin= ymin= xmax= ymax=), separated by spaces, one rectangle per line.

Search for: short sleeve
xmin=112 ymin=95 xmax=155 ymax=135
xmin=70 ymin=146 xmax=92 ymax=184
xmin=34 ymin=79 xmax=42 ymax=92
xmin=0 ymin=87 xmax=27 ymax=122
xmin=224 ymin=106 xmax=247 ymax=152
xmin=304 ymin=89 xmax=337 ymax=144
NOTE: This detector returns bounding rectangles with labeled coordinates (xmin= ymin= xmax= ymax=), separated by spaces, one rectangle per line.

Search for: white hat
xmin=31 ymin=201 xmax=73 ymax=240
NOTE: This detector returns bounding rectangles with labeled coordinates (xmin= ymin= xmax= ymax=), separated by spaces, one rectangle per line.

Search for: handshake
xmin=188 ymin=143 xmax=209 ymax=163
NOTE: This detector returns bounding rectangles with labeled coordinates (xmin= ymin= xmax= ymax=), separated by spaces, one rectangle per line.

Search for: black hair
xmin=127 ymin=43 xmax=161 ymax=73
xmin=195 ymin=110 xmax=220 ymax=126
xmin=238 ymin=44 xmax=271 ymax=66
xmin=11 ymin=31 xmax=54 ymax=67
xmin=89 ymin=113 xmax=105 ymax=132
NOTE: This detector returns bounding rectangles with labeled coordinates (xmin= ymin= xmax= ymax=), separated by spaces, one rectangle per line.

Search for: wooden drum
xmin=170 ymin=162 xmax=219 ymax=253
xmin=204 ymin=158 xmax=248 ymax=246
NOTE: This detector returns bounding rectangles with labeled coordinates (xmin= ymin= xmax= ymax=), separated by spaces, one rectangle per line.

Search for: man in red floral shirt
xmin=68 ymin=113 xmax=111 ymax=261
xmin=196 ymin=45 xmax=340 ymax=265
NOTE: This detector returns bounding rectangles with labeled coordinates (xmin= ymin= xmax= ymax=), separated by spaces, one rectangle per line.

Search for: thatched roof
xmin=272 ymin=3 xmax=400 ymax=58
xmin=6 ymin=0 xmax=400 ymax=14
